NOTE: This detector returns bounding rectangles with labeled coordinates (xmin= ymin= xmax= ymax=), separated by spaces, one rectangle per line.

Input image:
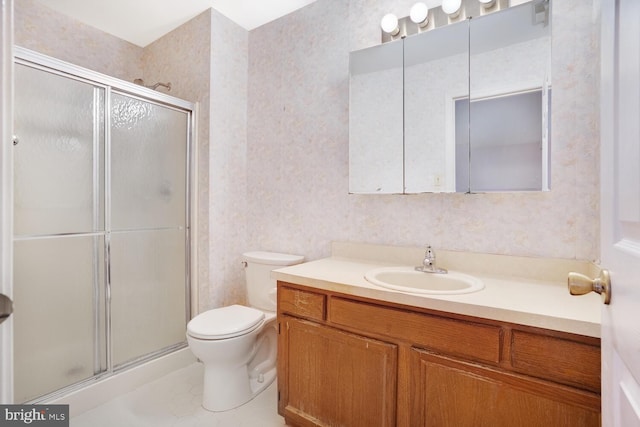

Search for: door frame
xmin=0 ymin=0 xmax=14 ymax=404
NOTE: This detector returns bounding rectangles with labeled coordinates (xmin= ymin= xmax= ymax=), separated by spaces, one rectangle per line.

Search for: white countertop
xmin=272 ymin=243 xmax=602 ymax=338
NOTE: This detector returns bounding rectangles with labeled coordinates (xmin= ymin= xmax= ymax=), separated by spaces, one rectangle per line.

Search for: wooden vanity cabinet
xmin=410 ymin=351 xmax=600 ymax=427
xmin=279 ymin=316 xmax=398 ymax=427
xmin=277 ymin=282 xmax=601 ymax=427
xmin=277 ymin=286 xmax=397 ymax=426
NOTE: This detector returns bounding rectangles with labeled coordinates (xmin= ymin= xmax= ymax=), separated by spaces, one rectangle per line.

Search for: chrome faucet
xmin=415 ymin=245 xmax=448 ymax=274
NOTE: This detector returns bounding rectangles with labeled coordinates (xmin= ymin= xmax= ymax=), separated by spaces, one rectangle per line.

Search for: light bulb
xmin=410 ymin=3 xmax=429 ymax=26
xmin=479 ymin=0 xmax=496 ymax=7
xmin=380 ymin=13 xmax=399 ymax=35
xmin=442 ymin=0 xmax=462 ymax=17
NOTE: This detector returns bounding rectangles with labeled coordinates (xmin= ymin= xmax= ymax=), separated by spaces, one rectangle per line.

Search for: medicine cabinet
xmin=349 ymin=1 xmax=551 ymax=194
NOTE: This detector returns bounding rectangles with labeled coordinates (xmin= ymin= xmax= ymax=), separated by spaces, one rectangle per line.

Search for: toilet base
xmin=187 ymin=308 xmax=278 ymax=412
xmin=249 ymin=366 xmax=276 ymax=399
xmin=198 ymin=318 xmax=278 ymax=412
xmin=202 ymin=364 xmax=276 ymax=412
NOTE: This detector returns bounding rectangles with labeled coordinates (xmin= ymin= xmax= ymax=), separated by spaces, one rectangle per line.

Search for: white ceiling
xmin=34 ymin=0 xmax=318 ymax=47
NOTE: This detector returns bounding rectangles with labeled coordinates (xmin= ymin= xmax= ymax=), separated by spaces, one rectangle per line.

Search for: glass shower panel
xmin=110 ymin=229 xmax=187 ymax=367
xmin=13 ymin=53 xmax=191 ymax=403
xmin=110 ymin=93 xmax=188 ymax=230
xmin=13 ymin=64 xmax=104 ymax=236
xmin=13 ymin=236 xmax=106 ymax=403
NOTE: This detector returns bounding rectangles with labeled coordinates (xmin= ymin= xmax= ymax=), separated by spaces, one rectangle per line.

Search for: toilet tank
xmin=243 ymin=251 xmax=304 ymax=312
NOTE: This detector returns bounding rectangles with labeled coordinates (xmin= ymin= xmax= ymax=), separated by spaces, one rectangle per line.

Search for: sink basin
xmin=364 ymin=267 xmax=484 ymax=295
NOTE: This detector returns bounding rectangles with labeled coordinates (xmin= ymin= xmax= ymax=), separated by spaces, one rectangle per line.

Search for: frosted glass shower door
xmin=109 ymin=93 xmax=188 ymax=367
xmin=13 ymin=52 xmax=193 ymax=402
xmin=13 ymin=64 xmax=106 ymax=403
xmin=13 ymin=64 xmax=104 ymax=235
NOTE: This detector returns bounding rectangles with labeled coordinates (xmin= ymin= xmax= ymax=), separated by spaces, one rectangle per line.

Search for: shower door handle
xmin=0 ymin=293 xmax=13 ymax=325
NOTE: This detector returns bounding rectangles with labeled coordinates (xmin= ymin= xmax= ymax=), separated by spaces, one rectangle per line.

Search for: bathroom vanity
xmin=273 ymin=243 xmax=601 ymax=427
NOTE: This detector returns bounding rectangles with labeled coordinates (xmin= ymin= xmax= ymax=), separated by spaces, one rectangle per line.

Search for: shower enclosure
xmin=12 ymin=48 xmax=194 ymax=403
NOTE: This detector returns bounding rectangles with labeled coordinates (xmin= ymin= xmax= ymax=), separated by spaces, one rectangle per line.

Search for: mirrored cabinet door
xmin=349 ymin=41 xmax=404 ymax=194
xmin=348 ymin=0 xmax=551 ymax=194
xmin=467 ymin=2 xmax=551 ymax=192
xmin=404 ymin=21 xmax=468 ymax=193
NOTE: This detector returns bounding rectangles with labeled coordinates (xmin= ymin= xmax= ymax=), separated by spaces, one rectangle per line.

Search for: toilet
xmin=186 ymin=251 xmax=304 ymax=412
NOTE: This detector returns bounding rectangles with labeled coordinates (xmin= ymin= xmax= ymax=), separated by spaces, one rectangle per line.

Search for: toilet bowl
xmin=186 ymin=251 xmax=304 ymax=411
xmin=187 ymin=305 xmax=277 ymax=411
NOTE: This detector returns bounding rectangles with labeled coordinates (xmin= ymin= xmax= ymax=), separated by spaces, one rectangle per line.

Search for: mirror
xmin=349 ymin=1 xmax=551 ymax=194
xmin=404 ymin=21 xmax=469 ymax=193
xmin=467 ymin=2 xmax=551 ymax=192
xmin=349 ymin=42 xmax=404 ymax=193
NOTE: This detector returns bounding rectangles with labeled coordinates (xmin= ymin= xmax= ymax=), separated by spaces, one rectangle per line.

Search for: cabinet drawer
xmin=329 ymin=298 xmax=502 ymax=365
xmin=278 ymin=285 xmax=326 ymax=322
xmin=510 ymin=330 xmax=601 ymax=392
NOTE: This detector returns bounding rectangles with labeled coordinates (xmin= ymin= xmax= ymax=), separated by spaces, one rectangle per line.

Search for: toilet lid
xmin=187 ymin=305 xmax=265 ymax=340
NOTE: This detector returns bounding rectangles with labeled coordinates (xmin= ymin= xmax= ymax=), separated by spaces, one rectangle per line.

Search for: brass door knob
xmin=0 ymin=293 xmax=13 ymax=325
xmin=568 ymin=270 xmax=611 ymax=305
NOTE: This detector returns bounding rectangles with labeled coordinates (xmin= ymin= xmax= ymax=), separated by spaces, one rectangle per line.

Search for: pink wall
xmin=15 ymin=0 xmax=143 ymax=82
xmin=246 ymin=0 xmax=599 ymax=262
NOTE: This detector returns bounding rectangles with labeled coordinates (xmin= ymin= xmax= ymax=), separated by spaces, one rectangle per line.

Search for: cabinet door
xmin=410 ymin=350 xmax=600 ymax=427
xmin=349 ymin=42 xmax=404 ymax=194
xmin=279 ymin=316 xmax=397 ymax=427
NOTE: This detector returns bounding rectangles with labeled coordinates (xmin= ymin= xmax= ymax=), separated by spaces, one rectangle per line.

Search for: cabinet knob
xmin=568 ymin=270 xmax=611 ymax=305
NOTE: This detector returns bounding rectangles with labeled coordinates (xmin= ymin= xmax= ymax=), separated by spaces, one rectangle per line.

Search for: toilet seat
xmin=187 ymin=305 xmax=265 ymax=340
xmin=243 ymin=251 xmax=305 ymax=265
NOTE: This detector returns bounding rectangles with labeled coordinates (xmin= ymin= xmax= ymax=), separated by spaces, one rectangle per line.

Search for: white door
xmin=600 ymin=0 xmax=640 ymax=425
xmin=0 ymin=0 xmax=14 ymax=404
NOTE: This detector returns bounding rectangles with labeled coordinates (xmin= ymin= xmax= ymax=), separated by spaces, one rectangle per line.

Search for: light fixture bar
xmin=381 ymin=0 xmax=511 ymax=43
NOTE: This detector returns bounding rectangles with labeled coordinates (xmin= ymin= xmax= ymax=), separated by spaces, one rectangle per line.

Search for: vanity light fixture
xmin=478 ymin=0 xmax=496 ymax=9
xmin=409 ymin=2 xmax=430 ymax=27
xmin=442 ymin=0 xmax=462 ymax=18
xmin=380 ymin=0 xmax=508 ymax=43
xmin=380 ymin=13 xmax=400 ymax=36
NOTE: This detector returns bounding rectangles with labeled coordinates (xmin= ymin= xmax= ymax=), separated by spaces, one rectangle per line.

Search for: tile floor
xmin=70 ymin=363 xmax=287 ymax=426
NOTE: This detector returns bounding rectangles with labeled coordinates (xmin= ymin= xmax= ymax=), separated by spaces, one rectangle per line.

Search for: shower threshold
xmin=29 ymin=344 xmax=193 ymax=418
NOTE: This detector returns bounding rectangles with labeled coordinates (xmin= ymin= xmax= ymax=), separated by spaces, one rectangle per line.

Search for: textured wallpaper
xmin=247 ymin=0 xmax=599 ymax=263
xmin=206 ymin=11 xmax=249 ymax=310
xmin=15 ymin=0 xmax=143 ymax=82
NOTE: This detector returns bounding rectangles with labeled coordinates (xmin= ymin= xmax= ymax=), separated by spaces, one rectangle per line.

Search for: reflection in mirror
xmin=404 ymin=21 xmax=468 ymax=193
xmin=349 ymin=42 xmax=404 ymax=194
xmin=456 ymin=89 xmax=551 ymax=191
xmin=466 ymin=1 xmax=551 ymax=191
